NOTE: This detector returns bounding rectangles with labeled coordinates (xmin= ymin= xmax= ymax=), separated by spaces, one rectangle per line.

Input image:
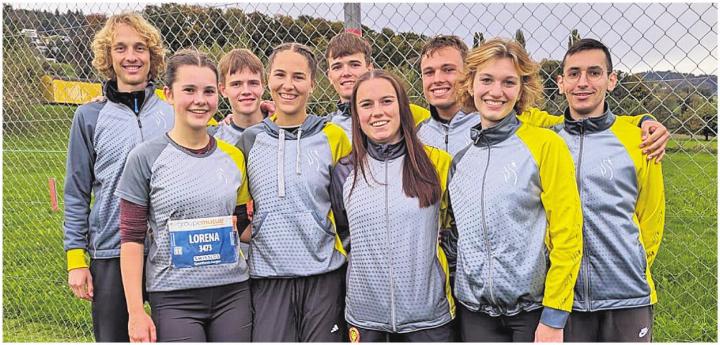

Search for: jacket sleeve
xmin=329 ymin=158 xmax=352 ymax=252
xmin=636 ymin=157 xmax=665 ymax=270
xmin=616 ymin=113 xmax=656 ymax=126
xmin=518 ymin=126 xmax=583 ymax=327
xmin=63 ymin=105 xmax=99 ymax=270
xmin=440 ymin=188 xmax=457 ymax=279
xmin=518 ymin=107 xmax=656 ymax=129
xmin=538 ymin=132 xmax=583 ymax=323
xmin=410 ymin=104 xmax=431 ymax=126
xmin=323 ymin=123 xmax=352 ymax=165
xmin=517 ymin=107 xmax=564 ymax=128
xmin=425 ymin=146 xmax=456 ymax=278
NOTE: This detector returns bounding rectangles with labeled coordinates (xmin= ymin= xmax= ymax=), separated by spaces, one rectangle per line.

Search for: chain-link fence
xmin=2 ymin=2 xmax=717 ymax=342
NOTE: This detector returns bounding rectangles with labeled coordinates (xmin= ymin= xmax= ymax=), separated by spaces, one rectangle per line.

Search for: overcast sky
xmin=9 ymin=2 xmax=717 ymax=75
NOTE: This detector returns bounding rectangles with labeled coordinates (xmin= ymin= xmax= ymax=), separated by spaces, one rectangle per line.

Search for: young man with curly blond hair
xmin=63 ymin=12 xmax=173 ymax=341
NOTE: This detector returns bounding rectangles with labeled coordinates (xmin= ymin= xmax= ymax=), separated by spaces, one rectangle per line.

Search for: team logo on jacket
xmin=306 ymin=149 xmax=322 ymax=173
xmin=503 ymin=161 xmax=518 ymax=185
xmin=216 ymin=167 xmax=229 ymax=186
xmin=153 ymin=110 xmax=170 ymax=130
xmin=349 ymin=327 xmax=360 ymax=343
xmin=599 ymin=157 xmax=615 ymax=180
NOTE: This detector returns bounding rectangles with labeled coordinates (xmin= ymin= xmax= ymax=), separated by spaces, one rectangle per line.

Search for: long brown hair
xmin=349 ymin=70 xmax=441 ymax=208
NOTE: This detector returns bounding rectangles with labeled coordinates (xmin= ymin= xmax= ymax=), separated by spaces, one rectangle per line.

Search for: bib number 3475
xmin=168 ymin=216 xmax=237 ymax=268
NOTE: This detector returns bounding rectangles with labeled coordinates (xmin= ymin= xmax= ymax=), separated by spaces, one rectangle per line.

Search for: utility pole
xmin=344 ymin=3 xmax=362 ymax=36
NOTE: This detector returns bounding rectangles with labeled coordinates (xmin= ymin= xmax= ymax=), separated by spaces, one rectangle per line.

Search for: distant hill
xmin=638 ymin=70 xmax=717 ymax=95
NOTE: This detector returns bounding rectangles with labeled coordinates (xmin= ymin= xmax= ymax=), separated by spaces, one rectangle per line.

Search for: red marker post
xmin=48 ymin=177 xmax=59 ymax=212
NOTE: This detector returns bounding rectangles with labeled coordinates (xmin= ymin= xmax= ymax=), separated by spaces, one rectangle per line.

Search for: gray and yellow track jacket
xmin=330 ymin=140 xmax=455 ymax=333
xmin=416 ymin=106 xmax=652 ymax=158
xmin=237 ymin=114 xmax=351 ymax=278
xmin=557 ymin=105 xmax=665 ymax=312
xmin=63 ymin=81 xmax=173 ymax=267
xmin=416 ymin=106 xmax=479 ymax=157
xmin=447 ymin=112 xmax=584 ymax=328
xmin=328 ymin=101 xmax=431 ymax=142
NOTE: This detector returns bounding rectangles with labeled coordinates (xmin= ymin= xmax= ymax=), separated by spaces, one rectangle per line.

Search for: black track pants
xmin=347 ymin=322 xmax=454 ymax=342
xmin=90 ymin=257 xmax=147 ymax=342
xmin=565 ymin=306 xmax=653 ymax=342
xmin=251 ymin=266 xmax=346 ymax=342
xmin=458 ymin=304 xmax=542 ymax=342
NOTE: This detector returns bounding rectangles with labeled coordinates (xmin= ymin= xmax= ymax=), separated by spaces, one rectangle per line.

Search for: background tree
xmin=568 ymin=29 xmax=581 ymax=48
xmin=514 ymin=29 xmax=526 ymax=48
xmin=473 ymin=32 xmax=484 ymax=48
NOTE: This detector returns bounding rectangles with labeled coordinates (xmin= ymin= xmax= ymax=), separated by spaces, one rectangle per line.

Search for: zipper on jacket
xmin=444 ymin=124 xmax=449 ymax=152
xmin=136 ymin=116 xmax=144 ymax=141
xmin=479 ymin=137 xmax=497 ymax=306
xmin=384 ymin=158 xmax=397 ymax=332
xmin=576 ymin=125 xmax=590 ymax=311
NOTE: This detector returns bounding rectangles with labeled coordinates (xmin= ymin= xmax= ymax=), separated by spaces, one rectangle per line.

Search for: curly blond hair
xmin=91 ymin=12 xmax=166 ymax=81
xmin=456 ymin=38 xmax=542 ymax=114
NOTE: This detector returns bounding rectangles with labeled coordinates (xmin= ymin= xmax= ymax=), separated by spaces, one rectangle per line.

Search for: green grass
xmin=2 ymin=119 xmax=717 ymax=342
xmin=666 ymin=135 xmax=717 ymax=154
xmin=651 ymin=151 xmax=717 ymax=341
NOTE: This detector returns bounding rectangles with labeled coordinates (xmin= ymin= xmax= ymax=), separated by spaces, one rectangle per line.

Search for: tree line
xmin=3 ymin=3 xmax=716 ymax=136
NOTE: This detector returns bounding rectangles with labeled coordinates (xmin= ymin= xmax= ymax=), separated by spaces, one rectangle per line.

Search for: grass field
xmin=2 ymin=106 xmax=717 ymax=342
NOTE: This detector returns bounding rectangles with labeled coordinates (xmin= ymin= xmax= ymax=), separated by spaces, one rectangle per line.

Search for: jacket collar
xmin=429 ymin=105 xmax=448 ymax=123
xmin=262 ymin=113 xmax=326 ymax=139
xmin=470 ymin=111 xmax=521 ymax=146
xmin=367 ymin=139 xmax=406 ymax=161
xmin=104 ymin=80 xmax=156 ymax=115
xmin=336 ymin=100 xmax=351 ymax=118
xmin=563 ymin=102 xmax=616 ymax=135
xmin=430 ymin=105 xmax=479 ymax=128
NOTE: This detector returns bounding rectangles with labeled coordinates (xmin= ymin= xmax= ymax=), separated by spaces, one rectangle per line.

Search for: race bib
xmin=168 ymin=216 xmax=238 ymax=268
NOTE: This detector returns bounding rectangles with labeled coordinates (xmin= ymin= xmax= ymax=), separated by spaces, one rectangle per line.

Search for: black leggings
xmin=90 ymin=258 xmax=147 ymax=342
xmin=458 ymin=304 xmax=542 ymax=342
xmin=149 ymin=281 xmax=252 ymax=342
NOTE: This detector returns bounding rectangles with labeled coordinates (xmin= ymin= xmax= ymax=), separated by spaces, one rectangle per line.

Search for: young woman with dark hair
xmin=330 ymin=70 xmax=455 ymax=342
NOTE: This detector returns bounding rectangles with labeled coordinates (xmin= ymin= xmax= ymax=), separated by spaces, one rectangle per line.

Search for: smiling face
xmin=421 ymin=46 xmax=464 ymax=117
xmin=355 ymin=77 xmax=402 ymax=145
xmin=558 ymin=49 xmax=618 ymax=119
xmin=110 ymin=23 xmax=151 ymax=92
xmin=164 ymin=65 xmax=218 ymax=131
xmin=470 ymin=57 xmax=522 ymax=128
xmin=268 ymin=50 xmax=314 ymax=119
xmin=220 ymin=68 xmax=263 ymax=117
xmin=327 ymin=52 xmax=372 ymax=102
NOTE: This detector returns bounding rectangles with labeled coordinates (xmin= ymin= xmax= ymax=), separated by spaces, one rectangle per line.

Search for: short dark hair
xmin=420 ymin=35 xmax=469 ymax=62
xmin=562 ymin=38 xmax=613 ymax=72
xmin=326 ymin=32 xmax=373 ymax=65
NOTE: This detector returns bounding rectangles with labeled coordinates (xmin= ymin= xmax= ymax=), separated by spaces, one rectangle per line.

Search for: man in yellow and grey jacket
xmin=556 ymin=38 xmax=665 ymax=342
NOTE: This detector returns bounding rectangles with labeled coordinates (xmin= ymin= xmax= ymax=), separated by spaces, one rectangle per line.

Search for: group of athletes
xmin=63 ymin=12 xmax=669 ymax=343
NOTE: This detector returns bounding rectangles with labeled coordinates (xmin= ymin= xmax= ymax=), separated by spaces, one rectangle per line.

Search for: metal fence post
xmin=344 ymin=3 xmax=362 ymax=36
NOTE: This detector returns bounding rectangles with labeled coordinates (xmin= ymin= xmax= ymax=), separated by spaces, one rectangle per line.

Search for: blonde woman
xmin=447 ymin=38 xmax=583 ymax=342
